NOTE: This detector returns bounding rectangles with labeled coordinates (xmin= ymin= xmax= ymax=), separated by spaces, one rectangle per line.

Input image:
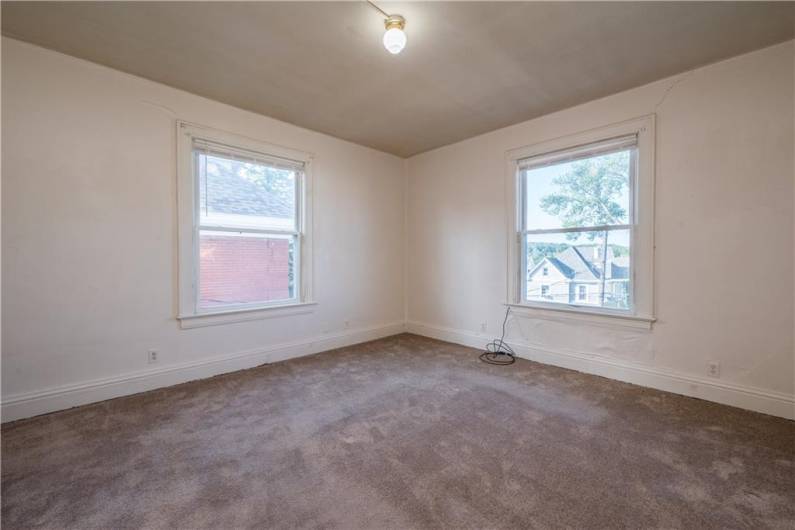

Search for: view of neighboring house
xmin=527 ymin=245 xmax=630 ymax=308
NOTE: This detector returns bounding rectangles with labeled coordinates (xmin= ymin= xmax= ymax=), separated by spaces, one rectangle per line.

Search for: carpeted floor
xmin=2 ymin=334 xmax=794 ymax=529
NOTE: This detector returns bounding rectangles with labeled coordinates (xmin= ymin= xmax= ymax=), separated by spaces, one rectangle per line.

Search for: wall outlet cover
xmin=707 ymin=361 xmax=720 ymax=378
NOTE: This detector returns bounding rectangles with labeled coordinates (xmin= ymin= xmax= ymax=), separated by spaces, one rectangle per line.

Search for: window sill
xmin=178 ymin=302 xmax=317 ymax=329
xmin=506 ymin=303 xmax=655 ymax=330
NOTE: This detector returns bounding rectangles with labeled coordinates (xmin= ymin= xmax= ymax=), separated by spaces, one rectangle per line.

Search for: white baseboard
xmin=406 ymin=320 xmax=795 ymax=421
xmin=5 ymin=319 xmax=793 ymax=423
xmin=1 ymin=321 xmax=407 ymax=423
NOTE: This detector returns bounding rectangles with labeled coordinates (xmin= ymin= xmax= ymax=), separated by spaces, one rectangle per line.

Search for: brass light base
xmin=384 ymin=14 xmax=405 ymax=31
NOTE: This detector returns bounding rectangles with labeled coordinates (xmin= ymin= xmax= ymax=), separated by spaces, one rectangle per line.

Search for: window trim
xmin=176 ymin=121 xmax=314 ymax=328
xmin=505 ymin=115 xmax=655 ymax=326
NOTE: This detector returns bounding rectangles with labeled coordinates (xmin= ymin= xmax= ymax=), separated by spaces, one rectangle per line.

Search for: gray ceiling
xmin=3 ymin=2 xmax=794 ymax=157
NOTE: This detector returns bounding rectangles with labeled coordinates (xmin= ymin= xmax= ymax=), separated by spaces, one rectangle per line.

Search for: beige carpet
xmin=2 ymin=334 xmax=794 ymax=529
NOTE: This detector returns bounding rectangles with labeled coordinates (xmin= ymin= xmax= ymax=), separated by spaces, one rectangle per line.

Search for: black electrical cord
xmin=479 ymin=306 xmax=516 ymax=365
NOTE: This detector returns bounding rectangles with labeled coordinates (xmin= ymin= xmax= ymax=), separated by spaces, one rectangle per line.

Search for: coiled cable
xmin=479 ymin=306 xmax=516 ymax=365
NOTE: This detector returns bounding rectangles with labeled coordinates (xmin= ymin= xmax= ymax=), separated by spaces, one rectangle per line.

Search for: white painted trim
xmin=406 ymin=320 xmax=795 ymax=420
xmin=507 ymin=303 xmax=654 ymax=330
xmin=1 ymin=321 xmax=406 ymax=423
xmin=176 ymin=121 xmax=315 ymax=322
xmin=506 ymin=115 xmax=656 ymax=321
xmin=178 ymin=301 xmax=318 ymax=329
xmin=5 ymin=319 xmax=791 ymax=423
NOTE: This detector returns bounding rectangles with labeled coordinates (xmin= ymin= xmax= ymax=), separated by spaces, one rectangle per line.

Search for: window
xmin=506 ymin=116 xmax=655 ymax=324
xmin=578 ymin=285 xmax=587 ymax=301
xmin=522 ymin=136 xmax=634 ymax=310
xmin=177 ymin=122 xmax=313 ymax=327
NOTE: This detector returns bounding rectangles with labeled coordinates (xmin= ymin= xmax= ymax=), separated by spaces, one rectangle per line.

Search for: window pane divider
xmin=523 ymin=224 xmax=631 ymax=235
xmin=198 ymin=225 xmax=299 ymax=236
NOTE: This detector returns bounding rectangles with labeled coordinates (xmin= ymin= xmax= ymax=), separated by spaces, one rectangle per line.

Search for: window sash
xmin=519 ymin=145 xmax=637 ymax=234
xmin=195 ymin=144 xmax=302 ymax=231
xmin=192 ymin=137 xmax=305 ymax=172
xmin=518 ymin=140 xmax=637 ymax=312
xmin=520 ymin=229 xmax=634 ymax=310
xmin=197 ymin=230 xmax=300 ymax=311
xmin=192 ymin=143 xmax=304 ymax=314
xmin=517 ymin=134 xmax=637 ymax=171
xmin=195 ymin=231 xmax=301 ymax=312
xmin=519 ymin=225 xmax=634 ymax=308
xmin=522 ymin=224 xmax=631 ymax=236
xmin=197 ymin=225 xmax=299 ymax=237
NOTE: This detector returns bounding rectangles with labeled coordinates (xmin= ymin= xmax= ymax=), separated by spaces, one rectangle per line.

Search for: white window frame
xmin=505 ymin=115 xmax=655 ymax=329
xmin=176 ymin=121 xmax=315 ymax=329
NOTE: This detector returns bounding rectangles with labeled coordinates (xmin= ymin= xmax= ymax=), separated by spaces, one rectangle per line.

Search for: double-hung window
xmin=177 ymin=122 xmax=313 ymax=327
xmin=507 ymin=116 xmax=655 ymax=324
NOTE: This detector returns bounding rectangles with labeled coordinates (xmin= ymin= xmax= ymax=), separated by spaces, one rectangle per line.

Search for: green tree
xmin=539 ymin=151 xmax=629 ymax=304
xmin=206 ymin=156 xmax=296 ymax=210
xmin=238 ymin=163 xmax=295 ymax=207
xmin=528 ymin=242 xmax=567 ymax=267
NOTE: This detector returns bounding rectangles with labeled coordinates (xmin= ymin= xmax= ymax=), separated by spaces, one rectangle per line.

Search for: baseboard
xmin=6 ymin=319 xmax=792 ymax=423
xmin=1 ymin=321 xmax=407 ymax=423
xmin=406 ymin=320 xmax=795 ymax=421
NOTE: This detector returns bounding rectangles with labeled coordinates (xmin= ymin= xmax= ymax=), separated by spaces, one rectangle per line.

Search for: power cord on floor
xmin=479 ymin=306 xmax=516 ymax=365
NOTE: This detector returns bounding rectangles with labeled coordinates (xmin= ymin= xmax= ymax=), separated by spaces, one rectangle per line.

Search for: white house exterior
xmin=527 ymin=245 xmax=629 ymax=308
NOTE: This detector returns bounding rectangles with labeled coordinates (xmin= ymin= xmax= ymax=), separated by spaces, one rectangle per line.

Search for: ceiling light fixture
xmin=367 ymin=1 xmax=407 ymax=55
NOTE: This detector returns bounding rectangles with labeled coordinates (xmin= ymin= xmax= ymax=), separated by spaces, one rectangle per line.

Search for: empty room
xmin=1 ymin=1 xmax=794 ymax=528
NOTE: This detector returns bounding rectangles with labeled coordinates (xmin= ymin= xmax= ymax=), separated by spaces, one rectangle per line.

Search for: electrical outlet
xmin=148 ymin=350 xmax=159 ymax=364
xmin=480 ymin=322 xmax=487 ymax=333
xmin=707 ymin=360 xmax=720 ymax=378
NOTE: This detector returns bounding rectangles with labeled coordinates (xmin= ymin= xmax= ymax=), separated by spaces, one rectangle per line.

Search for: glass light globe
xmin=383 ymin=27 xmax=406 ymax=54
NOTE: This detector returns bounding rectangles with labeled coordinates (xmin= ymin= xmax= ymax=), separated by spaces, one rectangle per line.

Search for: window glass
xmin=524 ymin=149 xmax=631 ymax=230
xmin=525 ymin=229 xmax=630 ymax=310
xmin=199 ymin=232 xmax=296 ymax=309
xmin=198 ymin=151 xmax=296 ymax=231
xmin=521 ymin=140 xmax=635 ymax=311
xmin=194 ymin=143 xmax=301 ymax=312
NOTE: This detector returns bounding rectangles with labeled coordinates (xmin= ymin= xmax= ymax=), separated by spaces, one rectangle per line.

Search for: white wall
xmin=1 ymin=38 xmax=406 ymax=419
xmin=406 ymin=41 xmax=795 ymax=418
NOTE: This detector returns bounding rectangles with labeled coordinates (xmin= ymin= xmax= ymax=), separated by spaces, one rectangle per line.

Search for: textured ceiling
xmin=2 ymin=2 xmax=794 ymax=157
